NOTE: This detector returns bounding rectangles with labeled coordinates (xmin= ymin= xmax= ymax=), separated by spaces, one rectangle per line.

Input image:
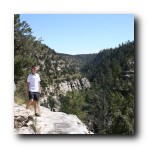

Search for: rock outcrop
xmin=58 ymin=78 xmax=90 ymax=95
xmin=43 ymin=77 xmax=90 ymax=96
xmin=40 ymin=77 xmax=90 ymax=111
xmin=14 ymin=103 xmax=93 ymax=134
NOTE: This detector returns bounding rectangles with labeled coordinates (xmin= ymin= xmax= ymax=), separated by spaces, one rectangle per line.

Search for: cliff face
xmin=14 ymin=103 xmax=93 ymax=134
xmin=42 ymin=77 xmax=90 ymax=96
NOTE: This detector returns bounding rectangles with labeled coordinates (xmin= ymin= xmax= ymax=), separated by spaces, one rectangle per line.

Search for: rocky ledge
xmin=14 ymin=103 xmax=93 ymax=134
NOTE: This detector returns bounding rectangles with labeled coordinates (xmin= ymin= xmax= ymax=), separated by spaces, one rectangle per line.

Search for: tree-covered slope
xmin=80 ymin=41 xmax=135 ymax=134
xmin=58 ymin=53 xmax=97 ymax=70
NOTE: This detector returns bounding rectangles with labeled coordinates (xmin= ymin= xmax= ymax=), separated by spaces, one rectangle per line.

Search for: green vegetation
xmin=59 ymin=53 xmax=97 ymax=70
xmin=86 ymin=41 xmax=134 ymax=134
xmin=14 ymin=81 xmax=28 ymax=105
xmin=60 ymin=91 xmax=87 ymax=121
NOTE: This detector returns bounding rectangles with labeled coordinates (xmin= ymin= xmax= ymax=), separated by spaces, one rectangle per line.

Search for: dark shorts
xmin=29 ymin=91 xmax=40 ymax=101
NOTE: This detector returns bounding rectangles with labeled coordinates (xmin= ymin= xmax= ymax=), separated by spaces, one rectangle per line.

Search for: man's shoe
xmin=35 ymin=113 xmax=41 ymax=117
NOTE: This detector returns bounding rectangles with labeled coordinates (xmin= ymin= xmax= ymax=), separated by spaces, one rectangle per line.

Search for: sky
xmin=20 ymin=14 xmax=134 ymax=55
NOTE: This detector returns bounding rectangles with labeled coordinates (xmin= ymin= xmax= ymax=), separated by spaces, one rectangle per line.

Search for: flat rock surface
xmin=14 ymin=103 xmax=93 ymax=134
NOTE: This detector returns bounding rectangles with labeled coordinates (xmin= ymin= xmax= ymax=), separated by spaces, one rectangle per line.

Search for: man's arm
xmin=38 ymin=82 xmax=41 ymax=93
xmin=27 ymin=82 xmax=30 ymax=95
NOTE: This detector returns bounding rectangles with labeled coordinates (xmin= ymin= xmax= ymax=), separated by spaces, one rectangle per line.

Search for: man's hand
xmin=39 ymin=91 xmax=41 ymax=95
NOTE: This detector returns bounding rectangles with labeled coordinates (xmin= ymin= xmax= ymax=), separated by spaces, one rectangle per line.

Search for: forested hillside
xmin=14 ymin=14 xmax=134 ymax=134
xmin=58 ymin=53 xmax=97 ymax=70
xmin=80 ymin=41 xmax=134 ymax=134
xmin=60 ymin=41 xmax=134 ymax=134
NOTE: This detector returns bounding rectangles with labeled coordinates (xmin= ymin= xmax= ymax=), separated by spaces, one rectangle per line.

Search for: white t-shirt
xmin=27 ymin=73 xmax=41 ymax=92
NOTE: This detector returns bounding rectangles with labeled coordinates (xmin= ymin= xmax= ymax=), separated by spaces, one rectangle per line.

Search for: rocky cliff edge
xmin=14 ymin=103 xmax=93 ymax=134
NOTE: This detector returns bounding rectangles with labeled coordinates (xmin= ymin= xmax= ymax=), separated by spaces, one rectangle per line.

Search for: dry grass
xmin=14 ymin=95 xmax=28 ymax=105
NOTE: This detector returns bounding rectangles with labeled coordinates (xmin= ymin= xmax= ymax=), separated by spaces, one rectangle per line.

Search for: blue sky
xmin=20 ymin=14 xmax=134 ymax=55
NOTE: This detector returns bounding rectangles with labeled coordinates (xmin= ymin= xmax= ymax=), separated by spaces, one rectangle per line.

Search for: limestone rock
xmin=14 ymin=103 xmax=93 ymax=134
xmin=59 ymin=81 xmax=72 ymax=94
xmin=80 ymin=77 xmax=91 ymax=88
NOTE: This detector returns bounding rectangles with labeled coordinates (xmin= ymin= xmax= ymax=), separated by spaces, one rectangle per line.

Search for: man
xmin=26 ymin=65 xmax=41 ymax=116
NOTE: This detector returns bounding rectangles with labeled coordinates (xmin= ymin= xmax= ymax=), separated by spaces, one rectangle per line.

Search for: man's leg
xmin=34 ymin=92 xmax=40 ymax=116
xmin=26 ymin=99 xmax=34 ymax=109
xmin=26 ymin=91 xmax=34 ymax=109
xmin=34 ymin=100 xmax=40 ymax=116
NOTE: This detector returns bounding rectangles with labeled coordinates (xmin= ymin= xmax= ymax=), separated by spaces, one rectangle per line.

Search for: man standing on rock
xmin=26 ymin=65 xmax=41 ymax=117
